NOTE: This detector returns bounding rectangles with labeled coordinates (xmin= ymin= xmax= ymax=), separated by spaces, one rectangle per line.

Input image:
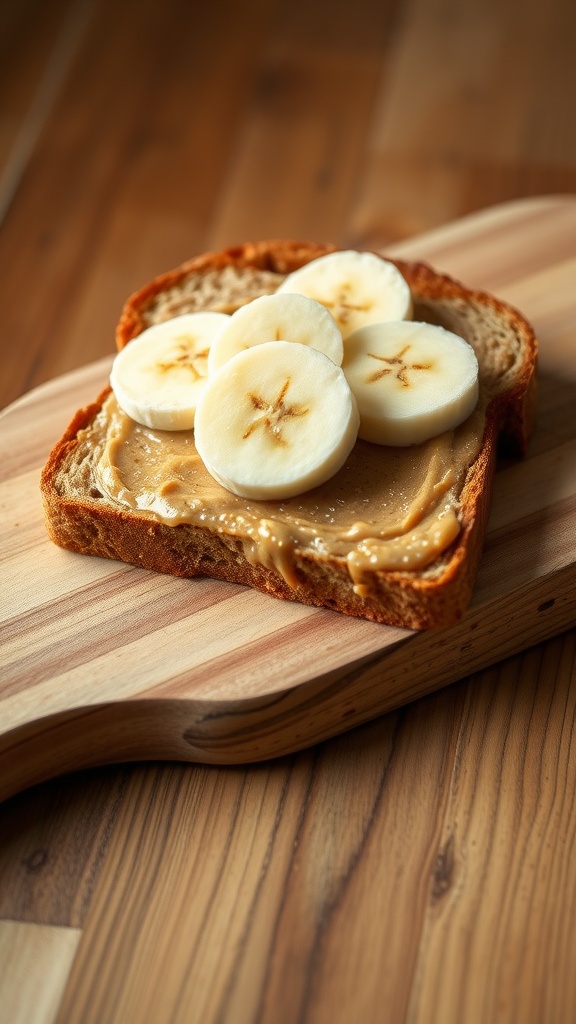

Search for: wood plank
xmin=3 ymin=1 xmax=574 ymax=414
xmin=0 ymin=920 xmax=81 ymax=1024
xmin=55 ymin=631 xmax=576 ymax=1024
xmin=391 ymin=197 xmax=576 ymax=293
xmin=0 ymin=768 xmax=131 ymax=927
xmin=207 ymin=46 xmax=384 ymax=250
xmin=406 ymin=632 xmax=576 ymax=1024
xmin=0 ymin=0 xmax=282 ymax=409
xmin=348 ymin=0 xmax=576 ymax=246
xmin=0 ymin=0 xmax=90 ymax=199
xmin=55 ymin=725 xmax=452 ymax=1024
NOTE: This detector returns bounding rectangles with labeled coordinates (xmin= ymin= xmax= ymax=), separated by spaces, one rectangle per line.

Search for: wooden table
xmin=1 ymin=3 xmax=576 ymax=1022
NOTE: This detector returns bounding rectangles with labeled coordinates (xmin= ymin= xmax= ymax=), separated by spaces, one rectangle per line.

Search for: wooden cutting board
xmin=1 ymin=197 xmax=575 ymax=802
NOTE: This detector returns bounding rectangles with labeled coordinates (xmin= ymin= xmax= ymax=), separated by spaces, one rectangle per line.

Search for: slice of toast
xmin=41 ymin=241 xmax=537 ymax=629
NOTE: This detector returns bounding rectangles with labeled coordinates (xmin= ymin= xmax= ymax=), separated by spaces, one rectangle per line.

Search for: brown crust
xmin=115 ymin=240 xmax=335 ymax=351
xmin=41 ymin=241 xmax=538 ymax=630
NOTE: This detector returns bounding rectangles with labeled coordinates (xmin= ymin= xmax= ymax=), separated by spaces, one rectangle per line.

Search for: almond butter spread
xmin=93 ymin=391 xmax=486 ymax=594
xmin=85 ymin=266 xmax=493 ymax=595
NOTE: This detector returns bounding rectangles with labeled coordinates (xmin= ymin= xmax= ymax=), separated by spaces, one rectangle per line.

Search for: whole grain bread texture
xmin=41 ymin=240 xmax=537 ymax=629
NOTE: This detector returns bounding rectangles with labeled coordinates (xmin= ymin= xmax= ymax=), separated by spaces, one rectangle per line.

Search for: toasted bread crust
xmin=41 ymin=241 xmax=537 ymax=629
xmin=116 ymin=241 xmax=335 ymax=351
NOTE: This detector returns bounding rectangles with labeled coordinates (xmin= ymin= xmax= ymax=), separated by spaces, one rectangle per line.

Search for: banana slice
xmin=194 ymin=341 xmax=359 ymax=500
xmin=207 ymin=292 xmax=343 ymax=374
xmin=342 ymin=321 xmax=479 ymax=446
xmin=110 ymin=312 xmax=229 ymax=430
xmin=277 ymin=250 xmax=412 ymax=338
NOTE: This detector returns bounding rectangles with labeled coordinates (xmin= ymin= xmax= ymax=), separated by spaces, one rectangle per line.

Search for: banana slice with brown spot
xmin=277 ymin=250 xmax=413 ymax=337
xmin=110 ymin=313 xmax=229 ymax=430
xmin=195 ymin=341 xmax=359 ymax=500
xmin=342 ymin=321 xmax=479 ymax=445
xmin=207 ymin=292 xmax=344 ymax=373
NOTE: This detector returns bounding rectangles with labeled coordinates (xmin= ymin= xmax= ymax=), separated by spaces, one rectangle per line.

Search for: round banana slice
xmin=110 ymin=312 xmax=229 ymax=430
xmin=207 ymin=292 xmax=344 ymax=374
xmin=342 ymin=321 xmax=479 ymax=446
xmin=277 ymin=250 xmax=413 ymax=338
xmin=195 ymin=341 xmax=360 ymax=500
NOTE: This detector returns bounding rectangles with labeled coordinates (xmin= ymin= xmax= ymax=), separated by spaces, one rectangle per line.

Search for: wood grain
xmin=2 ymin=0 xmax=576 ymax=415
xmin=348 ymin=0 xmax=576 ymax=246
xmin=0 ymin=0 xmax=96 ymax=228
xmin=0 ymin=921 xmax=81 ymax=1024
xmin=1 ymin=1 xmax=576 ymax=1021
xmin=52 ymin=632 xmax=576 ymax=1024
xmin=0 ymin=766 xmax=131 ymax=927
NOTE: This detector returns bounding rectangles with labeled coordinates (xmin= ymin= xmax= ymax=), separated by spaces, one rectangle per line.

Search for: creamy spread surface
xmin=87 ymin=264 xmax=493 ymax=594
xmin=93 ymin=392 xmax=486 ymax=593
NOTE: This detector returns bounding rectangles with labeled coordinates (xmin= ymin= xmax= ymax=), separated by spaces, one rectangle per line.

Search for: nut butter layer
xmin=41 ymin=240 xmax=537 ymax=629
xmin=93 ymin=392 xmax=485 ymax=585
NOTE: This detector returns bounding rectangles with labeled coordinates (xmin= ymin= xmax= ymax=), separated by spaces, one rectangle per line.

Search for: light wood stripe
xmin=0 ymin=0 xmax=97 ymax=227
xmin=0 ymin=920 xmax=81 ymax=1024
xmin=390 ymin=197 xmax=576 ymax=291
xmin=487 ymin=440 xmax=576 ymax=532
